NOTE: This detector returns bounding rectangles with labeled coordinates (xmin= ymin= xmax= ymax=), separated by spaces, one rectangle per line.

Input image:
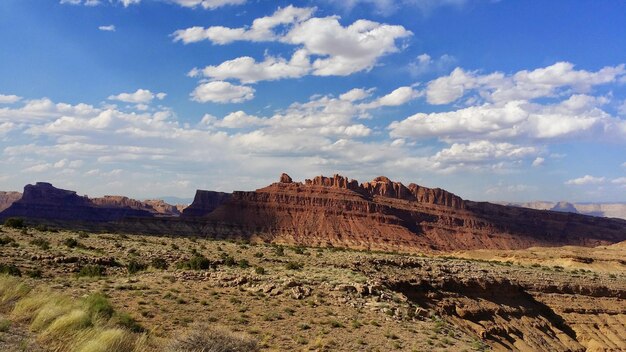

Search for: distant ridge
xmin=499 ymin=201 xmax=626 ymax=220
xmin=1 ymin=175 xmax=625 ymax=253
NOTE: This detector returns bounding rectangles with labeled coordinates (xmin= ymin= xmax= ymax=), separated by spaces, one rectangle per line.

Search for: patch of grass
xmin=126 ymin=260 xmax=147 ymax=275
xmin=84 ymin=293 xmax=114 ymax=319
xmin=151 ymin=258 xmax=168 ymax=270
xmin=0 ymin=263 xmax=22 ymax=277
xmin=63 ymin=238 xmax=81 ymax=248
xmin=0 ymin=318 xmax=10 ymax=332
xmin=254 ymin=266 xmax=265 ymax=275
xmin=77 ymin=265 xmax=106 ymax=277
xmin=0 ymin=235 xmax=15 ymax=246
xmin=112 ymin=312 xmax=144 ymax=333
xmin=166 ymin=325 xmax=258 ymax=352
xmin=27 ymin=269 xmax=43 ymax=278
xmin=30 ymin=238 xmax=50 ymax=250
xmin=285 ymin=261 xmax=303 ymax=270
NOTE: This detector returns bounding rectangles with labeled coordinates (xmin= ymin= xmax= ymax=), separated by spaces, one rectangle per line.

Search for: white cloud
xmin=108 ymin=89 xmax=166 ymax=104
xmin=409 ymin=53 xmax=456 ymax=77
xmin=173 ymin=6 xmax=314 ymax=44
xmin=170 ymin=0 xmax=245 ymax=9
xmin=375 ymin=86 xmax=421 ymax=107
xmin=431 ymin=140 xmax=538 ymax=164
xmin=192 ymin=50 xmax=311 ymax=83
xmin=565 ymin=175 xmax=606 ymax=186
xmin=339 ymin=88 xmax=373 ymax=102
xmin=191 ymin=81 xmax=255 ymax=103
xmin=425 ymin=62 xmax=625 ymax=105
xmin=389 ymin=96 xmax=626 ymax=143
xmin=98 ymin=25 xmax=116 ymax=32
xmin=612 ymin=177 xmax=626 ymax=185
xmin=176 ymin=6 xmax=412 ymax=83
xmin=532 ymin=157 xmax=545 ymax=167
xmin=0 ymin=94 xmax=22 ymax=104
xmin=120 ymin=0 xmax=140 ymax=7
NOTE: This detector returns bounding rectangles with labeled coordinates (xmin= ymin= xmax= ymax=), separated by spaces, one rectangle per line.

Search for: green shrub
xmin=188 ymin=255 xmax=211 ymax=270
xmin=63 ymin=238 xmax=80 ymax=248
xmin=0 ymin=236 xmax=15 ymax=246
xmin=4 ymin=218 xmax=24 ymax=229
xmin=126 ymin=260 xmax=147 ymax=275
xmin=238 ymin=259 xmax=250 ymax=269
xmin=151 ymin=258 xmax=168 ymax=270
xmin=223 ymin=256 xmax=236 ymax=267
xmin=84 ymin=292 xmax=114 ymax=319
xmin=0 ymin=318 xmax=10 ymax=332
xmin=274 ymin=246 xmax=285 ymax=256
xmin=254 ymin=266 xmax=265 ymax=275
xmin=27 ymin=269 xmax=43 ymax=278
xmin=285 ymin=262 xmax=303 ymax=270
xmin=77 ymin=265 xmax=106 ymax=277
xmin=30 ymin=238 xmax=50 ymax=250
xmin=0 ymin=263 xmax=21 ymax=276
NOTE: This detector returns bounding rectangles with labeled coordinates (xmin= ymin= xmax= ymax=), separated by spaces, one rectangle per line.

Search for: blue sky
xmin=0 ymin=0 xmax=625 ymax=202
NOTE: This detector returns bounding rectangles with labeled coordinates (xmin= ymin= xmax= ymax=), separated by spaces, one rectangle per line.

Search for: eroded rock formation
xmin=0 ymin=191 xmax=21 ymax=212
xmin=180 ymin=190 xmax=232 ymax=218
xmin=0 ymin=182 xmax=154 ymax=222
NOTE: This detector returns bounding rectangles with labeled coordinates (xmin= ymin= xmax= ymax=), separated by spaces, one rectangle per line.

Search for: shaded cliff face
xmin=0 ymin=191 xmax=22 ymax=212
xmin=0 ymin=182 xmax=154 ymax=222
xmin=180 ymin=190 xmax=232 ymax=218
xmin=185 ymin=173 xmax=626 ymax=252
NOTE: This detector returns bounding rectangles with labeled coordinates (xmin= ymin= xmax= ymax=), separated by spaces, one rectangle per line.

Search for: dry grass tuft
xmin=166 ymin=325 xmax=259 ymax=352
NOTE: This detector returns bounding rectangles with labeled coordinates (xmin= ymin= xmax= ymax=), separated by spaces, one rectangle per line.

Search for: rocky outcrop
xmin=0 ymin=182 xmax=154 ymax=222
xmin=0 ymin=191 xmax=21 ymax=212
xmin=91 ymin=196 xmax=181 ymax=216
xmin=180 ymin=173 xmax=625 ymax=252
xmin=180 ymin=190 xmax=232 ymax=218
xmin=279 ymin=173 xmax=293 ymax=183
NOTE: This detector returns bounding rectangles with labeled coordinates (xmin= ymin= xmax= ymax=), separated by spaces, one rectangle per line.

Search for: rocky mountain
xmin=180 ymin=190 xmax=232 ymax=218
xmin=3 ymin=176 xmax=625 ymax=253
xmin=174 ymin=173 xmax=626 ymax=252
xmin=0 ymin=191 xmax=21 ymax=212
xmin=501 ymin=201 xmax=626 ymax=220
xmin=0 ymin=182 xmax=159 ymax=222
xmin=91 ymin=196 xmax=183 ymax=216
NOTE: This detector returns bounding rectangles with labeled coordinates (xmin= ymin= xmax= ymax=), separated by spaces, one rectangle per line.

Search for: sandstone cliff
xmin=180 ymin=190 xmax=232 ymax=218
xmin=177 ymin=173 xmax=626 ymax=252
xmin=0 ymin=182 xmax=154 ymax=222
xmin=91 ymin=196 xmax=181 ymax=216
xmin=0 ymin=191 xmax=21 ymax=212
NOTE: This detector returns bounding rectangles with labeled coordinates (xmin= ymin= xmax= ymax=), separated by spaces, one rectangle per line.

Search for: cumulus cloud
xmin=565 ymin=175 xmax=606 ymax=186
xmin=432 ymin=141 xmax=537 ymax=163
xmin=98 ymin=25 xmax=116 ymax=31
xmin=389 ymin=95 xmax=626 ymax=143
xmin=0 ymin=94 xmax=22 ymax=104
xmin=531 ymin=157 xmax=545 ymax=167
xmin=108 ymin=89 xmax=166 ymax=104
xmin=425 ymin=62 xmax=625 ymax=105
xmin=191 ymin=81 xmax=255 ymax=103
xmin=190 ymin=50 xmax=311 ymax=84
xmin=612 ymin=177 xmax=626 ymax=185
xmin=176 ymin=5 xmax=412 ymax=82
xmin=409 ymin=53 xmax=456 ymax=77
